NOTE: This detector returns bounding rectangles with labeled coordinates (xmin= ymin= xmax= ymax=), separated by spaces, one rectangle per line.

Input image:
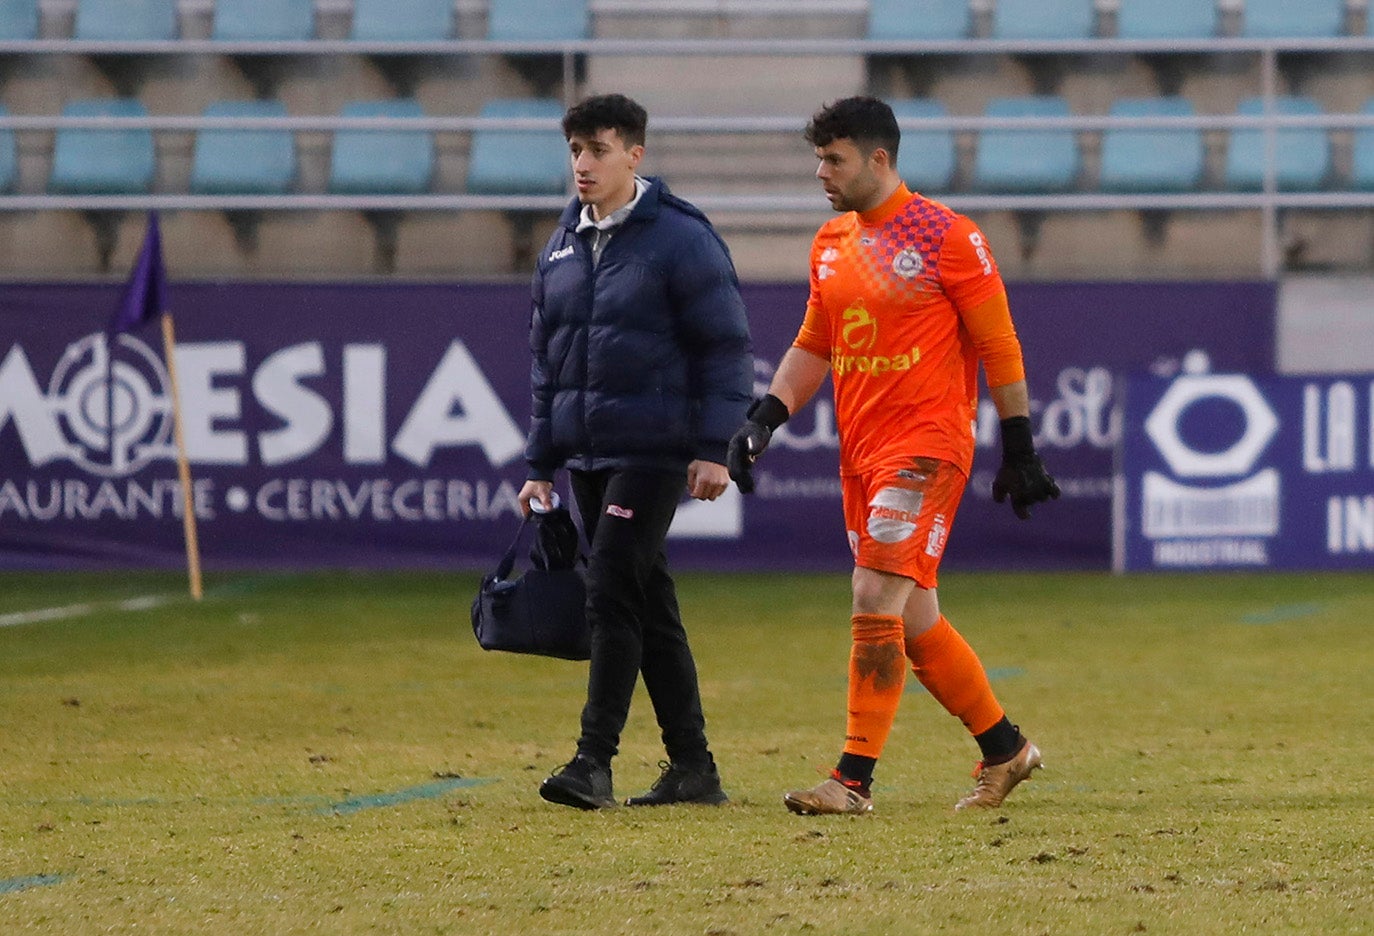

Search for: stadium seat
xmin=1350 ymin=99 xmax=1374 ymax=191
xmin=1224 ymin=96 xmax=1331 ymax=191
xmin=869 ymin=0 xmax=970 ymax=40
xmin=888 ymin=99 xmax=957 ymax=193
xmin=74 ymin=0 xmax=176 ymax=40
xmin=1240 ymin=0 xmax=1344 ymax=38
xmin=973 ymin=97 xmax=1079 ymax=193
xmin=351 ymin=0 xmax=453 ymax=41
xmin=992 ymin=0 xmax=1094 ymax=40
xmin=1227 ymin=97 xmax=1331 ymax=191
xmin=1115 ymin=0 xmax=1218 ymax=39
xmin=487 ymin=0 xmax=588 ymax=40
xmin=212 ymin=0 xmax=314 ymax=41
xmin=467 ymin=98 xmax=567 ymax=195
xmin=191 ymin=101 xmax=295 ymax=195
xmin=0 ymin=0 xmax=39 ymax=40
xmin=1099 ymin=97 xmax=1204 ymax=192
xmin=49 ymin=99 xmax=156 ymax=194
xmin=0 ymin=106 xmax=15 ymax=193
xmin=329 ymin=99 xmax=433 ymax=195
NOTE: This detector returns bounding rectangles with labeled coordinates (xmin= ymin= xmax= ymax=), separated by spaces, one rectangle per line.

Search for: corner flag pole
xmin=110 ymin=212 xmax=202 ymax=601
xmin=160 ymin=311 xmax=203 ymax=601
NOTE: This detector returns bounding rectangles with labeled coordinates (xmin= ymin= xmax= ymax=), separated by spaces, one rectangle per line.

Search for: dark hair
xmin=562 ymin=94 xmax=648 ymax=148
xmin=804 ymin=96 xmax=899 ymax=161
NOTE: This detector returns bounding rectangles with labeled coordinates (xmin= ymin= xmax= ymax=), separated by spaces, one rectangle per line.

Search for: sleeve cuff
xmin=695 ymin=441 xmax=729 ymax=465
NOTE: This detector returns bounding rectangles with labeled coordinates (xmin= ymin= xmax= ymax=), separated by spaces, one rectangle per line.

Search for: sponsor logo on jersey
xmin=606 ymin=504 xmax=634 ymax=519
xmin=967 ymin=231 xmax=993 ymax=276
xmin=549 ymin=244 xmax=575 ymax=262
xmin=841 ymin=303 xmax=877 ymax=351
xmin=832 ymin=346 xmax=921 ymax=377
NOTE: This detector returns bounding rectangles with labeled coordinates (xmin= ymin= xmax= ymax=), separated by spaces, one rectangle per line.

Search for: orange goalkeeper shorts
xmin=842 ymin=456 xmax=967 ymax=589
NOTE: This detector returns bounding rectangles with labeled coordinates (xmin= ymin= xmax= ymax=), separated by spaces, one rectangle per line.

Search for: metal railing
xmin=3 ymin=37 xmax=1374 ymax=274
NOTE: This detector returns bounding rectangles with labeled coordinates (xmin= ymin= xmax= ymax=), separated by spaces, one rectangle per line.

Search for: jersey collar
xmin=856 ymin=183 xmax=913 ymax=227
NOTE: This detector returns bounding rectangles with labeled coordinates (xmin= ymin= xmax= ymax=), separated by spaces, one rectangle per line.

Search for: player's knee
xmin=850 ymin=567 xmax=910 ymax=617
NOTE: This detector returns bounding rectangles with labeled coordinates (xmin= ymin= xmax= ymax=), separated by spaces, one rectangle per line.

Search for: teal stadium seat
xmin=351 ymin=0 xmax=453 ymax=40
xmin=191 ymin=101 xmax=295 ymax=194
xmin=1241 ymin=0 xmax=1344 ymax=38
xmin=213 ymin=0 xmax=314 ymax=41
xmin=467 ymin=98 xmax=567 ymax=195
xmin=1350 ymin=99 xmax=1374 ymax=190
xmin=0 ymin=0 xmax=39 ymax=39
xmin=1116 ymin=0 xmax=1217 ymax=39
xmin=992 ymin=0 xmax=1094 ymax=39
xmin=1224 ymin=96 xmax=1330 ymax=191
xmin=0 ymin=106 xmax=15 ymax=193
xmin=1099 ymin=97 xmax=1204 ymax=192
xmin=888 ymin=99 xmax=956 ymax=193
xmin=74 ymin=0 xmax=176 ymax=40
xmin=488 ymin=0 xmax=588 ymax=40
xmin=329 ymin=99 xmax=434 ymax=195
xmin=869 ymin=0 xmax=969 ymax=40
xmin=49 ymin=99 xmax=156 ymax=194
xmin=973 ymin=97 xmax=1079 ymax=193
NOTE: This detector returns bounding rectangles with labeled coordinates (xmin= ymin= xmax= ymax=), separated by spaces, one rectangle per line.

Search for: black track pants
xmin=569 ymin=468 xmax=711 ymax=768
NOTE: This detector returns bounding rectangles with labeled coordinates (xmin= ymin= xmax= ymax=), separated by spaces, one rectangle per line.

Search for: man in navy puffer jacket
xmin=518 ymin=94 xmax=752 ymax=810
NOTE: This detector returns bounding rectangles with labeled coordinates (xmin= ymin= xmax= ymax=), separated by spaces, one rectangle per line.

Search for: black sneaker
xmin=539 ymin=754 xmax=616 ymax=810
xmin=625 ymin=760 xmax=728 ymax=806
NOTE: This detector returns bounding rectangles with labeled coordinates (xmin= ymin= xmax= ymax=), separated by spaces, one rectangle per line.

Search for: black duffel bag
xmin=470 ymin=506 xmax=590 ymax=661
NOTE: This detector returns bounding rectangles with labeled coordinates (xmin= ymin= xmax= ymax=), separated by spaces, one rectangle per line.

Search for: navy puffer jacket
xmin=525 ymin=177 xmax=753 ymax=480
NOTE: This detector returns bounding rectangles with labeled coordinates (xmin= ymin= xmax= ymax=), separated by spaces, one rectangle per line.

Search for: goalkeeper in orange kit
xmin=729 ymin=97 xmax=1059 ymax=814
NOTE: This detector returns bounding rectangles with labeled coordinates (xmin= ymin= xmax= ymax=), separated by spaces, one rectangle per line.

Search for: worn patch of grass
xmin=1 ymin=570 xmax=1371 ymax=934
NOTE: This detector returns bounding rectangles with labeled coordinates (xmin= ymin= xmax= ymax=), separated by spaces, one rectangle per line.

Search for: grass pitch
xmin=1 ymin=569 xmax=1371 ymax=934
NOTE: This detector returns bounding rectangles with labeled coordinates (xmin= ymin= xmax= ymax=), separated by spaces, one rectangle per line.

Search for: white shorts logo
xmin=924 ymin=513 xmax=948 ymax=557
xmin=866 ymin=486 xmax=924 ymax=544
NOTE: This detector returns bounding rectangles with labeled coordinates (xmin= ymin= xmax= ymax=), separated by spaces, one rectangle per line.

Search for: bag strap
xmin=493 ymin=516 xmax=534 ymax=581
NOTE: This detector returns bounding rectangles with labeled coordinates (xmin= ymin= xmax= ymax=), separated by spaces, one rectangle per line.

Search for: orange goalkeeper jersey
xmin=793 ymin=184 xmax=1024 ymax=476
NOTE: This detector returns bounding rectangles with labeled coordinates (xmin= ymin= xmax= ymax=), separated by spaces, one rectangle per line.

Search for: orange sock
xmin=905 ymin=615 xmax=1004 ymax=736
xmin=843 ymin=613 xmax=907 ymax=759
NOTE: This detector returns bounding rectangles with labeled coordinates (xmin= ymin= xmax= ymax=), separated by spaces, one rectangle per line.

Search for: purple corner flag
xmin=109 ymin=212 xmax=167 ymax=334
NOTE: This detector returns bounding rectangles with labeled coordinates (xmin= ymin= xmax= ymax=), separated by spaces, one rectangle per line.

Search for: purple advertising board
xmin=0 ymin=281 xmax=1274 ymax=571
xmin=1117 ymin=371 xmax=1374 ymax=571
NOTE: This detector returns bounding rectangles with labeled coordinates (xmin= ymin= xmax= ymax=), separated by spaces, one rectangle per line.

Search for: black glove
xmin=727 ymin=394 xmax=790 ymax=494
xmin=991 ymin=415 xmax=1060 ymax=520
xmin=531 ymin=506 xmax=581 ymax=570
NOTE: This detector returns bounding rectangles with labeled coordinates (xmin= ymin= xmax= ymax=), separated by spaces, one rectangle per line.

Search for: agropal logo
xmin=841 ymin=302 xmax=878 ymax=351
xmin=2 ymin=333 xmax=174 ymax=478
xmin=832 ymin=301 xmax=920 ymax=379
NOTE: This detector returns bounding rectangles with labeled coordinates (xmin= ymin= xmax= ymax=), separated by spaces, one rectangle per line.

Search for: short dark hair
xmin=804 ymin=96 xmax=900 ymax=161
xmin=562 ymin=94 xmax=648 ymax=148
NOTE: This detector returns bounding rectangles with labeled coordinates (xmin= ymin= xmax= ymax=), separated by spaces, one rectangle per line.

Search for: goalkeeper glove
xmin=991 ymin=415 xmax=1061 ymax=520
xmin=727 ymin=394 xmax=789 ymax=494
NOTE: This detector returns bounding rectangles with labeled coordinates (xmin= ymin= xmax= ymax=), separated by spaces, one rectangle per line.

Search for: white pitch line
xmin=116 ymin=595 xmax=175 ymax=613
xmin=0 ymin=594 xmax=176 ymax=629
